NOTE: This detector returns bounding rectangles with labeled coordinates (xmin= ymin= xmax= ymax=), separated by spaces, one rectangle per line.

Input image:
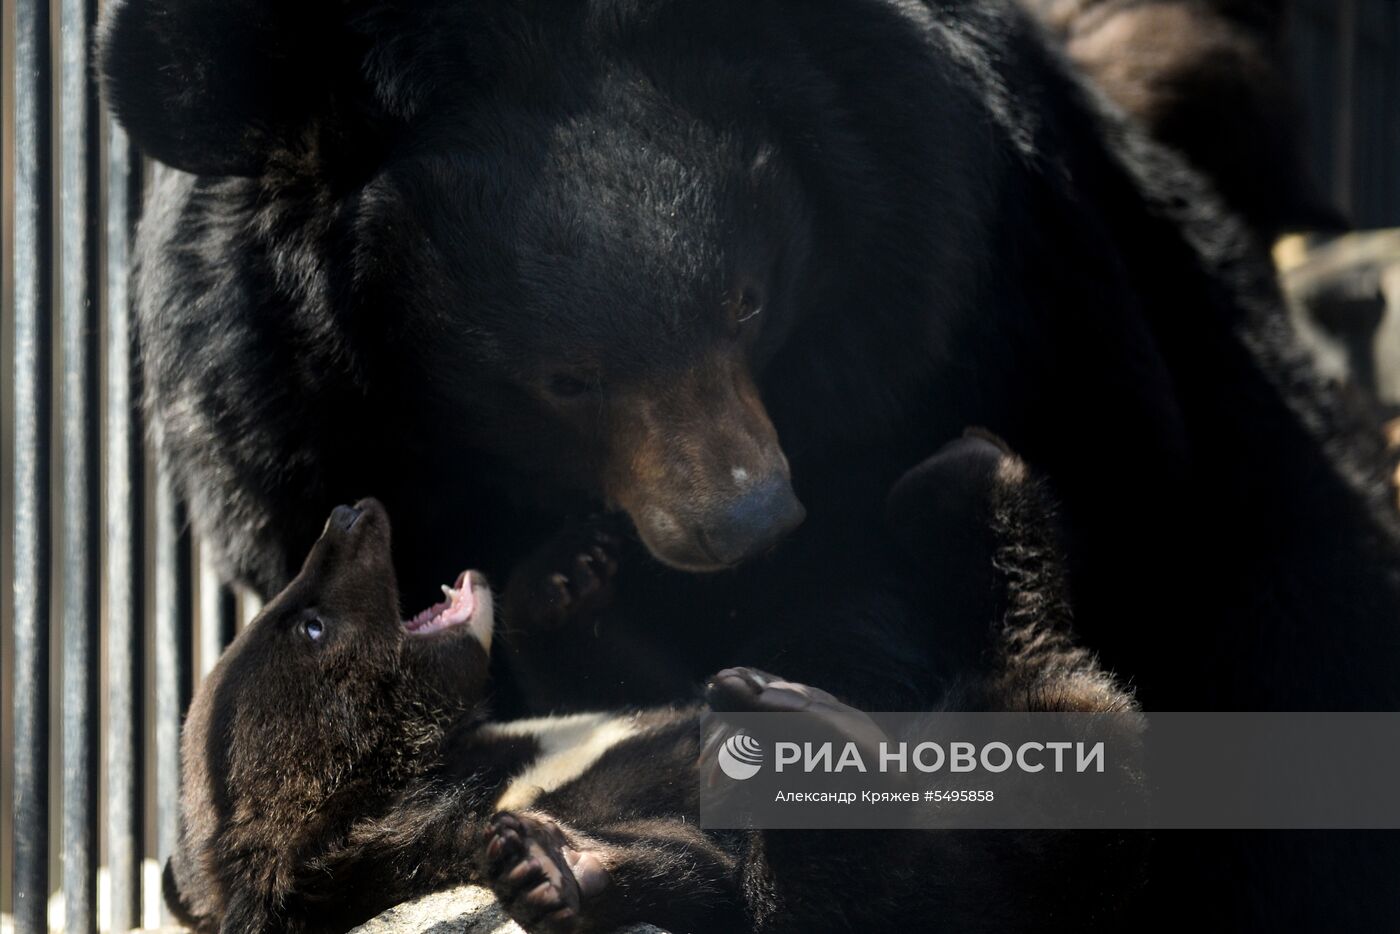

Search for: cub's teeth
xmin=441 ymin=584 xmax=459 ymax=601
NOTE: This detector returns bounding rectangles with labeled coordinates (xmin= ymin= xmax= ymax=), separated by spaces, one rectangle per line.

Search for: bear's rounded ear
xmin=162 ymin=857 xmax=200 ymax=929
xmin=98 ymin=0 xmax=355 ymax=176
xmin=217 ymin=890 xmax=274 ymax=934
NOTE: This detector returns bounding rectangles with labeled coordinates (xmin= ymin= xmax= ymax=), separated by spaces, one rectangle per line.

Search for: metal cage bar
xmin=58 ymin=0 xmax=103 ymax=929
xmin=1333 ymin=0 xmax=1359 ymax=216
xmin=198 ymin=548 xmax=237 ymax=679
xmin=154 ymin=472 xmax=193 ymax=925
xmin=103 ymin=116 xmax=146 ymax=934
xmin=10 ymin=0 xmax=55 ymax=930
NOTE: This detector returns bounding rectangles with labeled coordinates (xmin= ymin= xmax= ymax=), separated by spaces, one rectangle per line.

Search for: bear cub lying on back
xmin=165 ymin=438 xmax=1142 ymax=934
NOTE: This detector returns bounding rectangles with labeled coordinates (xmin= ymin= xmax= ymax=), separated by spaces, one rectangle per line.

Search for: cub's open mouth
xmin=403 ymin=570 xmax=487 ymax=641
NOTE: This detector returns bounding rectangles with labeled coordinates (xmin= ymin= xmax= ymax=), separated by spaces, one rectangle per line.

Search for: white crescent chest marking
xmin=485 ymin=713 xmax=642 ymax=812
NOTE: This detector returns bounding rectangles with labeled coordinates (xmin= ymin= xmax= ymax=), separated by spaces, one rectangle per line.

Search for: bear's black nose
xmin=702 ymin=476 xmax=806 ymax=565
xmin=330 ymin=504 xmax=363 ymax=532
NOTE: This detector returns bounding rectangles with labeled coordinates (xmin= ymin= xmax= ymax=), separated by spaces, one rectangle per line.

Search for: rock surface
xmin=102 ymin=886 xmax=665 ymax=934
xmin=350 ymin=886 xmax=667 ymax=934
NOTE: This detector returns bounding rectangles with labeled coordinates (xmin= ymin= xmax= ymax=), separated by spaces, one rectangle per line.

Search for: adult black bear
xmin=103 ymin=1 xmax=1400 ymax=925
xmin=165 ymin=443 xmax=1143 ymax=933
xmin=100 ymin=0 xmax=1400 ymax=706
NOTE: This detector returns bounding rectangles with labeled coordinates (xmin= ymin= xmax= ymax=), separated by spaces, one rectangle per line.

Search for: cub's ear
xmin=162 ymin=857 xmax=201 ymax=930
xmin=217 ymin=889 xmax=275 ymax=934
xmin=98 ymin=0 xmax=353 ymax=176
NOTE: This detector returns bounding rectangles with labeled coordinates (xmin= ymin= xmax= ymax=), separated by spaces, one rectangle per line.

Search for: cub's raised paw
xmin=883 ymin=429 xmax=1022 ymax=566
xmin=703 ymin=667 xmax=894 ymax=786
xmin=504 ymin=522 xmax=621 ymax=632
xmin=483 ymin=812 xmax=608 ymax=934
xmin=705 ymin=666 xmax=846 ymax=714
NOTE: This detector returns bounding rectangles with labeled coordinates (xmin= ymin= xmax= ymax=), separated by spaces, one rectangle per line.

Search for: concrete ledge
xmin=9 ymin=883 xmax=667 ymax=933
xmin=350 ymin=886 xmax=667 ymax=934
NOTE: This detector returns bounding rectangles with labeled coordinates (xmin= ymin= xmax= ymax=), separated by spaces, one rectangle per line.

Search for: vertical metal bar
xmin=1334 ymin=0 xmax=1359 ymax=215
xmin=198 ymin=548 xmax=236 ymax=678
xmin=219 ymin=584 xmax=238 ymax=649
xmin=11 ymin=0 xmax=54 ymax=930
xmin=1292 ymin=0 xmax=1336 ymax=195
xmin=240 ymin=591 xmax=263 ymax=630
xmin=104 ymin=120 xmax=145 ymax=934
xmin=154 ymin=471 xmax=193 ymax=923
xmin=59 ymin=0 xmax=103 ymax=927
xmin=1392 ymin=1 xmax=1400 ymax=225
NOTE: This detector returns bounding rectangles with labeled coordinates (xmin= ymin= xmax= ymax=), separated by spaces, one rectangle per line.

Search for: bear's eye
xmin=728 ymin=287 xmax=764 ymax=338
xmin=300 ymin=617 xmax=326 ymax=643
xmin=547 ymin=373 xmax=593 ymax=400
xmin=736 ymin=289 xmax=763 ymax=324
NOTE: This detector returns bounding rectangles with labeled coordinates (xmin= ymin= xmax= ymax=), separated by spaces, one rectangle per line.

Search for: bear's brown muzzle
xmin=604 ymin=357 xmax=805 ymax=571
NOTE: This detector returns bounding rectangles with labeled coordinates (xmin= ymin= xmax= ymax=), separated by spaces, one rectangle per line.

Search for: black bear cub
xmin=165 ymin=438 xmax=1140 ymax=934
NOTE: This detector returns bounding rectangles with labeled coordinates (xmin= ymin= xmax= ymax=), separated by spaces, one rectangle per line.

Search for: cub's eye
xmin=547 ymin=373 xmax=593 ymax=399
xmin=300 ymin=617 xmax=326 ymax=643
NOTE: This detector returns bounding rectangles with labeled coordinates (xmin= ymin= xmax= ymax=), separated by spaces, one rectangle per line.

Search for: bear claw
xmin=505 ymin=523 xmax=621 ymax=631
xmin=484 ymin=812 xmax=608 ymax=934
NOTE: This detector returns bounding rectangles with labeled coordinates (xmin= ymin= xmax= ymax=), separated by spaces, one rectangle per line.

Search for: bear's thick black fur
xmin=166 ymin=446 xmax=1143 ymax=933
xmin=104 ymin=0 xmax=1400 ymax=925
xmin=101 ymin=0 xmax=1400 ymax=706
